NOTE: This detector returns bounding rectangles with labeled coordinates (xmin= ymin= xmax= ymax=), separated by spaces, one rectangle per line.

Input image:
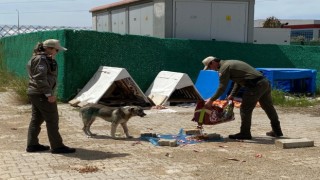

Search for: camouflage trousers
xmin=239 ymin=78 xmax=282 ymax=134
xmin=27 ymin=94 xmax=64 ymax=149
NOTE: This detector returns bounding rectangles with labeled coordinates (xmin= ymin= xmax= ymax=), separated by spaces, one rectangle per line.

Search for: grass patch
xmin=272 ymin=89 xmax=319 ymax=107
xmin=0 ymin=70 xmax=15 ymax=86
xmin=0 ymin=70 xmax=29 ymax=104
xmin=316 ymin=86 xmax=320 ymax=95
xmin=10 ymin=76 xmax=29 ymax=103
xmin=0 ymin=87 xmax=7 ymax=92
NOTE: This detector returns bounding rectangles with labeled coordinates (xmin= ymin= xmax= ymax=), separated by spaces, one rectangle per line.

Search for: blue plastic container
xmin=256 ymin=68 xmax=317 ymax=95
xmin=195 ymin=70 xmax=232 ymax=100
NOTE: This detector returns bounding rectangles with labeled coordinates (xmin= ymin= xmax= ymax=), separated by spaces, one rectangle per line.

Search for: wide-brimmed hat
xmin=202 ymin=56 xmax=219 ymax=70
xmin=43 ymin=39 xmax=67 ymax=51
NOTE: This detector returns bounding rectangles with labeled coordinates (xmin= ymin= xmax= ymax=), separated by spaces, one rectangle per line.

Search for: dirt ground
xmin=1 ymin=90 xmax=320 ymax=179
xmin=277 ymin=104 xmax=320 ymax=117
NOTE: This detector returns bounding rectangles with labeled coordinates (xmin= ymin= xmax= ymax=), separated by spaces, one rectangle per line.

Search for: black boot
xmin=229 ymin=132 xmax=252 ymax=140
xmin=26 ymin=144 xmax=50 ymax=152
xmin=266 ymin=130 xmax=283 ymax=137
xmin=235 ymin=110 xmax=252 ymax=140
xmin=51 ymin=146 xmax=76 ymax=154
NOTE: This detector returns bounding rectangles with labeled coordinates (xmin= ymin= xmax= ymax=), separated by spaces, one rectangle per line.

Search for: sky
xmin=0 ymin=0 xmax=319 ymax=27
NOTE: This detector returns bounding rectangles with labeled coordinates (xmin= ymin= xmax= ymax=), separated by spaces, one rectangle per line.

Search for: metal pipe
xmin=16 ymin=9 xmax=19 ymax=34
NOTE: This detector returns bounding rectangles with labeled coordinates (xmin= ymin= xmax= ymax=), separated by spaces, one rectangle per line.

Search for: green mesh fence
xmin=0 ymin=30 xmax=67 ymax=99
xmin=1 ymin=29 xmax=320 ymax=102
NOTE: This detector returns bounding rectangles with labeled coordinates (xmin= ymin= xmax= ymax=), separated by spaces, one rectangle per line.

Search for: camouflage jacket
xmin=26 ymin=53 xmax=58 ymax=97
xmin=210 ymin=60 xmax=263 ymax=101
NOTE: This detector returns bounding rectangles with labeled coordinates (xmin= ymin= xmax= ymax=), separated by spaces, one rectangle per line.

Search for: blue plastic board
xmin=195 ymin=70 xmax=232 ymax=100
xmin=256 ymin=68 xmax=317 ymax=94
xmin=140 ymin=128 xmax=223 ymax=146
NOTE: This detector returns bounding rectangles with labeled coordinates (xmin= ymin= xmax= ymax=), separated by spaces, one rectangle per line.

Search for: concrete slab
xmin=184 ymin=129 xmax=201 ymax=135
xmin=158 ymin=139 xmax=177 ymax=147
xmin=140 ymin=132 xmax=158 ymax=137
xmin=275 ymin=138 xmax=314 ymax=149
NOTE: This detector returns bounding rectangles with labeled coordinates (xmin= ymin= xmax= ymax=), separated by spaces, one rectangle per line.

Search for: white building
xmin=90 ymin=0 xmax=255 ymax=43
xmin=255 ymin=19 xmax=320 ymax=41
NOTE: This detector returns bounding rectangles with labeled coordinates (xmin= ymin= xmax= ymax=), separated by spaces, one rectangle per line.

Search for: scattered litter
xmin=219 ymin=145 xmax=228 ymax=148
xmin=131 ymin=141 xmax=142 ymax=146
xmin=152 ymin=105 xmax=167 ymax=109
xmin=226 ymin=158 xmax=240 ymax=161
xmin=225 ymin=158 xmax=246 ymax=162
xmin=148 ymin=108 xmax=177 ymax=114
xmin=177 ymin=103 xmax=195 ymax=108
xmin=212 ymin=99 xmax=259 ymax=108
xmin=255 ymin=153 xmax=263 ymax=158
xmin=165 ymin=153 xmax=173 ymax=158
xmin=71 ymin=165 xmax=99 ymax=173
xmin=193 ymin=149 xmax=203 ymax=153
xmin=140 ymin=128 xmax=223 ymax=146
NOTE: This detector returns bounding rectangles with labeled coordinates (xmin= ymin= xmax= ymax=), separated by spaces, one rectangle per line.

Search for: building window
xmin=291 ymin=30 xmax=313 ymax=41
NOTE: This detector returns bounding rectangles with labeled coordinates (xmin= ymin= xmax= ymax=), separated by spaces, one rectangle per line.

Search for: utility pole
xmin=16 ymin=9 xmax=20 ymax=34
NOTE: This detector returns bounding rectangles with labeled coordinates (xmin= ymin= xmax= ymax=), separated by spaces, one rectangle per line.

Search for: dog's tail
xmin=79 ymin=105 xmax=95 ymax=118
xmin=79 ymin=106 xmax=88 ymax=118
xmin=79 ymin=110 xmax=82 ymax=117
xmin=79 ymin=108 xmax=83 ymax=117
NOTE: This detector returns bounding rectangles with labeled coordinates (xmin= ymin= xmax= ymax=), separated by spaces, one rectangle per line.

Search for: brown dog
xmin=79 ymin=104 xmax=146 ymax=138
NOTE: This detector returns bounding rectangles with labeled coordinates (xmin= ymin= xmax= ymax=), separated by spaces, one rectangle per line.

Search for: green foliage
xmin=0 ymin=70 xmax=29 ymax=104
xmin=271 ymin=89 xmax=286 ymax=105
xmin=263 ymin=16 xmax=281 ymax=28
xmin=316 ymin=86 xmax=320 ymax=95
xmin=10 ymin=76 xmax=29 ymax=103
xmin=291 ymin=37 xmax=320 ymax=46
xmin=0 ymin=70 xmax=15 ymax=87
xmin=291 ymin=35 xmax=305 ymax=43
xmin=271 ymin=89 xmax=319 ymax=107
xmin=309 ymin=38 xmax=320 ymax=46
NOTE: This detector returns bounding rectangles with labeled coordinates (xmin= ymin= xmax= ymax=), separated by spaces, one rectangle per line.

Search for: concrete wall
xmin=254 ymin=28 xmax=291 ymax=45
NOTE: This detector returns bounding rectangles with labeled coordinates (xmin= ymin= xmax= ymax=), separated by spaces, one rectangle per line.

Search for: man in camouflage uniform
xmin=202 ymin=56 xmax=283 ymax=140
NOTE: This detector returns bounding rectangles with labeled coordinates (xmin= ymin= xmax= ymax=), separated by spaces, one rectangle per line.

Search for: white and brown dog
xmin=79 ymin=104 xmax=146 ymax=138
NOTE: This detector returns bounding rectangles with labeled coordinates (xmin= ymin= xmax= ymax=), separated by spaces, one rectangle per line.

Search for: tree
xmin=263 ymin=16 xmax=281 ymax=28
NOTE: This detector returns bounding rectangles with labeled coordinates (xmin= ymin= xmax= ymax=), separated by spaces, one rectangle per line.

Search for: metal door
xmin=140 ymin=3 xmax=153 ymax=36
xmin=211 ymin=2 xmax=248 ymax=42
xmin=97 ymin=12 xmax=109 ymax=32
xmin=129 ymin=5 xmax=141 ymax=35
xmin=129 ymin=3 xmax=153 ymax=36
xmin=111 ymin=8 xmax=126 ymax=34
xmin=175 ymin=1 xmax=212 ymax=40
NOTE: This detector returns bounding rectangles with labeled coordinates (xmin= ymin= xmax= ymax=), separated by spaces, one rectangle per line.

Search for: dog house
xmin=69 ymin=66 xmax=153 ymax=107
xmin=90 ymin=0 xmax=255 ymax=43
xmin=145 ymin=71 xmax=203 ymax=105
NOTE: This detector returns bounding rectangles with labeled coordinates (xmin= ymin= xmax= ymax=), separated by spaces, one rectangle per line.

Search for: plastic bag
xmin=192 ymin=100 xmax=235 ymax=127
